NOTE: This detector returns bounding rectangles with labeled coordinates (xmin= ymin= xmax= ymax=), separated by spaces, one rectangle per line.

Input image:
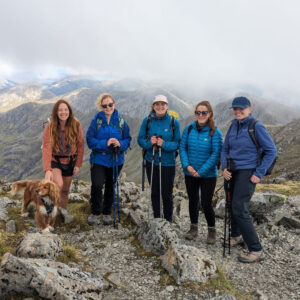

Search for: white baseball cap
xmin=152 ymin=95 xmax=168 ymax=104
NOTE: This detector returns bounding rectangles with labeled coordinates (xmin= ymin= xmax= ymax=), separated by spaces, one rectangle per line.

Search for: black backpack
xmin=187 ymin=123 xmax=221 ymax=169
xmin=247 ymin=119 xmax=277 ymax=175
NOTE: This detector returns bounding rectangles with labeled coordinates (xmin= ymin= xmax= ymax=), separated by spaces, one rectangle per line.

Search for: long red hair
xmin=49 ymin=99 xmax=79 ymax=153
xmin=195 ymin=100 xmax=216 ymax=136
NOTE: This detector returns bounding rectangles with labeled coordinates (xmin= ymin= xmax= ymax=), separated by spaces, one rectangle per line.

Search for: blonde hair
xmin=96 ymin=93 xmax=115 ymax=110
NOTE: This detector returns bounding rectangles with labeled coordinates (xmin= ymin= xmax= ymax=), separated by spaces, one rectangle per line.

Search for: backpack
xmin=187 ymin=123 xmax=221 ymax=169
xmin=248 ymin=119 xmax=277 ymax=175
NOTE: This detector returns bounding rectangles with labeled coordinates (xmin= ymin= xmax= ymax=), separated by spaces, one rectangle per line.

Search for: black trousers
xmin=146 ymin=161 xmax=175 ymax=222
xmin=230 ymin=169 xmax=262 ymax=251
xmin=185 ymin=175 xmax=216 ymax=227
xmin=90 ymin=163 xmax=123 ymax=215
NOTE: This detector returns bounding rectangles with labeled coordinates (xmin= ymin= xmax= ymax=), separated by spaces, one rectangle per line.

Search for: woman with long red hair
xmin=180 ymin=100 xmax=222 ymax=243
xmin=42 ymin=99 xmax=84 ymax=223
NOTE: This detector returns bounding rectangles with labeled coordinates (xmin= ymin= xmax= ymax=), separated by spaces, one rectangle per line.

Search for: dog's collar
xmin=40 ymin=197 xmax=54 ymax=215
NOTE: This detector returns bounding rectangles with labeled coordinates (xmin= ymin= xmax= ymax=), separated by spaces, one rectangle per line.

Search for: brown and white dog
xmin=11 ymin=179 xmax=60 ymax=232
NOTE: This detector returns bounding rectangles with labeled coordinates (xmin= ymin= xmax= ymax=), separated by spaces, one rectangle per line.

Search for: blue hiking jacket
xmin=180 ymin=122 xmax=223 ymax=177
xmin=137 ymin=112 xmax=181 ymax=166
xmin=86 ymin=109 xmax=131 ymax=167
xmin=221 ymin=115 xmax=277 ymax=179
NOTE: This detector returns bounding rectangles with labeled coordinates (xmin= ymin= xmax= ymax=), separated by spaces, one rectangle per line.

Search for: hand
xmin=223 ymin=168 xmax=232 ymax=181
xmin=112 ymin=140 xmax=120 ymax=148
xmin=45 ymin=170 xmax=53 ymax=181
xmin=150 ymin=136 xmax=157 ymax=145
xmin=107 ymin=138 xmax=119 ymax=147
xmin=250 ymin=174 xmax=260 ymax=183
xmin=73 ymin=166 xmax=80 ymax=176
xmin=193 ymin=172 xmax=200 ymax=177
xmin=157 ymin=137 xmax=163 ymax=147
xmin=187 ymin=166 xmax=196 ymax=176
xmin=107 ymin=138 xmax=114 ymax=147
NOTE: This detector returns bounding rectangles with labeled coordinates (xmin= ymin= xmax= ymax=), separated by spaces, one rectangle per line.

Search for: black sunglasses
xmin=102 ymin=103 xmax=114 ymax=109
xmin=195 ymin=110 xmax=209 ymax=115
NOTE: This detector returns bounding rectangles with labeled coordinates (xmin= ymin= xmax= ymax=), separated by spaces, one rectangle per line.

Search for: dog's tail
xmin=11 ymin=181 xmax=31 ymax=195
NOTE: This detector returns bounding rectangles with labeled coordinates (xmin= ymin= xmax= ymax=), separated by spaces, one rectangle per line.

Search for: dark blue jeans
xmin=231 ymin=169 xmax=262 ymax=252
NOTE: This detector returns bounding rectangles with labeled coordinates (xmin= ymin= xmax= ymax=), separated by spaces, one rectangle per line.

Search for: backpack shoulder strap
xmin=170 ymin=116 xmax=175 ymax=140
xmin=248 ymin=118 xmax=259 ymax=149
xmin=145 ymin=115 xmax=152 ymax=140
xmin=118 ymin=116 xmax=125 ymax=138
xmin=187 ymin=124 xmax=193 ymax=136
xmin=96 ymin=118 xmax=103 ymax=131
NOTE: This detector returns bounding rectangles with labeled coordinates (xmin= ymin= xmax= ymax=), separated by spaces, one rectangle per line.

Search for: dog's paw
xmin=42 ymin=227 xmax=51 ymax=234
xmin=48 ymin=226 xmax=54 ymax=232
xmin=21 ymin=212 xmax=29 ymax=217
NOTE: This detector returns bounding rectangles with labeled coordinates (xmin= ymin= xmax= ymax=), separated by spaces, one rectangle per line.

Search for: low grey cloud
xmin=0 ymin=0 xmax=300 ymax=98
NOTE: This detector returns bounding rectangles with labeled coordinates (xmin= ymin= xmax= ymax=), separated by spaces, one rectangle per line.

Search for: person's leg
xmin=185 ymin=175 xmax=200 ymax=225
xmin=59 ymin=176 xmax=73 ymax=209
xmin=103 ymin=165 xmax=123 ymax=215
xmin=199 ymin=177 xmax=217 ymax=227
xmin=200 ymin=177 xmax=217 ymax=244
xmin=90 ymin=164 xmax=106 ymax=215
xmin=184 ymin=175 xmax=200 ymax=240
xmin=231 ymin=170 xmax=262 ymax=252
xmin=146 ymin=161 xmax=160 ymax=218
xmin=161 ymin=165 xmax=175 ymax=222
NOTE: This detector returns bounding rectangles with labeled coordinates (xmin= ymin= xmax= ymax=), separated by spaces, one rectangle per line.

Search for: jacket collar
xmin=150 ymin=111 xmax=169 ymax=121
xmin=96 ymin=109 xmax=119 ymax=125
xmin=192 ymin=121 xmax=210 ymax=132
xmin=232 ymin=114 xmax=254 ymax=126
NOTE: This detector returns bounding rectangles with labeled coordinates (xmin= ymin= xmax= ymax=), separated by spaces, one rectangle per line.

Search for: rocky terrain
xmin=0 ymin=177 xmax=299 ymax=300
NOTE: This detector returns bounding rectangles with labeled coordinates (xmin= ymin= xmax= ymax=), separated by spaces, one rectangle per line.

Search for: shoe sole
xmin=238 ymin=256 xmax=264 ymax=263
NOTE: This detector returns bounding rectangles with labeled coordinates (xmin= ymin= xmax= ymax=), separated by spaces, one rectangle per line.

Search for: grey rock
xmin=136 ymin=218 xmax=179 ymax=255
xmin=173 ymin=196 xmax=189 ymax=217
xmin=0 ymin=253 xmax=105 ymax=299
xmin=0 ymin=196 xmax=14 ymax=209
xmin=16 ymin=232 xmax=63 ymax=259
xmin=0 ymin=208 xmax=8 ymax=221
xmin=161 ymin=244 xmax=217 ymax=284
xmin=69 ymin=193 xmax=87 ymax=202
xmin=276 ymin=216 xmax=300 ymax=229
xmin=6 ymin=220 xmax=16 ymax=233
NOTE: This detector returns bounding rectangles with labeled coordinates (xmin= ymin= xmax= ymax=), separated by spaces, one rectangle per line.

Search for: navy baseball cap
xmin=230 ymin=96 xmax=251 ymax=109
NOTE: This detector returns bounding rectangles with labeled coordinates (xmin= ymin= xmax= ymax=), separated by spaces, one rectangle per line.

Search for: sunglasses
xmin=102 ymin=103 xmax=114 ymax=109
xmin=195 ymin=110 xmax=209 ymax=116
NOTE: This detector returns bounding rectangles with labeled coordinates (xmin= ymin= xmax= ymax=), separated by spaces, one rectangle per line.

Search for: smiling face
xmin=153 ymin=101 xmax=168 ymax=117
xmin=101 ymin=97 xmax=115 ymax=117
xmin=57 ymin=103 xmax=70 ymax=123
xmin=195 ymin=104 xmax=211 ymax=126
xmin=233 ymin=106 xmax=251 ymax=121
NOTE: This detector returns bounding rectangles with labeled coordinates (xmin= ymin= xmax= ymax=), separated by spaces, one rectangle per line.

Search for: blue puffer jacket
xmin=86 ymin=109 xmax=131 ymax=167
xmin=221 ymin=115 xmax=277 ymax=179
xmin=180 ymin=122 xmax=223 ymax=177
xmin=138 ymin=112 xmax=180 ymax=166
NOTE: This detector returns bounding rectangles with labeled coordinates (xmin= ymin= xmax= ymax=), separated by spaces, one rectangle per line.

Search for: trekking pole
xmin=115 ymin=147 xmax=120 ymax=224
xmin=158 ymin=135 xmax=163 ymax=219
xmin=149 ymin=134 xmax=157 ymax=220
xmin=142 ymin=155 xmax=146 ymax=191
xmin=112 ymin=148 xmax=116 ymax=227
xmin=223 ymin=157 xmax=234 ymax=257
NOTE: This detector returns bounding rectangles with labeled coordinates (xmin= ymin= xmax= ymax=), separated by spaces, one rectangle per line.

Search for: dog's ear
xmin=49 ymin=182 xmax=60 ymax=204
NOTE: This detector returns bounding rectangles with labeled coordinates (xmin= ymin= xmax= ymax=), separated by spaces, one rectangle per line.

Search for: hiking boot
xmin=184 ymin=224 xmax=198 ymax=240
xmin=87 ymin=214 xmax=100 ymax=226
xmin=60 ymin=208 xmax=74 ymax=224
xmin=207 ymin=227 xmax=216 ymax=244
xmin=230 ymin=236 xmax=244 ymax=246
xmin=103 ymin=214 xmax=113 ymax=225
xmin=238 ymin=251 xmax=264 ymax=263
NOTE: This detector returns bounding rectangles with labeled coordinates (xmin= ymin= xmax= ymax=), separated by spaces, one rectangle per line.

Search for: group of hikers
xmin=42 ymin=93 xmax=277 ymax=264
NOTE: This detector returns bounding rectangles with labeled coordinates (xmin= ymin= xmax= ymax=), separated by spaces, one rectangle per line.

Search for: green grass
xmin=256 ymin=181 xmax=300 ymax=196
xmin=56 ymin=242 xmax=81 ymax=264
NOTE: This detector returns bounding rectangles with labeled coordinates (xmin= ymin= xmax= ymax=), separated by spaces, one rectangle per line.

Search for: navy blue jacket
xmin=221 ymin=115 xmax=277 ymax=179
xmin=138 ymin=112 xmax=180 ymax=166
xmin=180 ymin=122 xmax=223 ymax=177
xmin=86 ymin=109 xmax=131 ymax=167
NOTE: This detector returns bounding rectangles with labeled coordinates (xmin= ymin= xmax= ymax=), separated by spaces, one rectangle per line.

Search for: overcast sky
xmin=0 ymin=0 xmax=299 ymax=100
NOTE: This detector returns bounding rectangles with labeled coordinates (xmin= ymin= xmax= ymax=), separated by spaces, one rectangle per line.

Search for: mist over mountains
xmin=0 ymin=76 xmax=299 ymax=182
